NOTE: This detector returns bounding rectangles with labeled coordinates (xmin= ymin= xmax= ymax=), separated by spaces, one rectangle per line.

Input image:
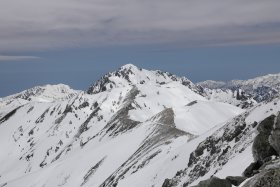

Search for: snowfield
xmin=0 ymin=64 xmax=279 ymax=187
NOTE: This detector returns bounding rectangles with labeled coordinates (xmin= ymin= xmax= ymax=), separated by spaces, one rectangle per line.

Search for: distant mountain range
xmin=0 ymin=64 xmax=280 ymax=187
xmin=199 ymin=73 xmax=280 ymax=102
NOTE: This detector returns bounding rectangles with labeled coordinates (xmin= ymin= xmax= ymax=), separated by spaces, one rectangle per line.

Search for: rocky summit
xmin=0 ymin=64 xmax=280 ymax=187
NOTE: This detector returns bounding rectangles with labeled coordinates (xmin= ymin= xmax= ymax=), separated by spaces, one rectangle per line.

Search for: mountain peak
xmin=87 ymin=64 xmax=204 ymax=95
xmin=120 ymin=63 xmax=140 ymax=70
xmin=2 ymin=84 xmax=79 ymax=103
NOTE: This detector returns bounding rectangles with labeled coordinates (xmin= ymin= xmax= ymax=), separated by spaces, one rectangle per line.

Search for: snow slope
xmin=0 ymin=84 xmax=79 ymax=121
xmin=0 ymin=64 xmax=242 ymax=187
xmin=1 ymin=64 xmax=278 ymax=187
xmin=162 ymin=97 xmax=280 ymax=186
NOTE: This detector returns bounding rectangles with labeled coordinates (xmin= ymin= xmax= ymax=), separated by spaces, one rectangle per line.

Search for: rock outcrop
xmin=243 ymin=161 xmax=263 ymax=177
xmin=269 ymin=112 xmax=280 ymax=155
xmin=242 ymin=159 xmax=280 ymax=187
xmin=242 ymin=113 xmax=280 ymax=185
xmin=192 ymin=177 xmax=231 ymax=187
xmin=148 ymin=108 xmax=175 ymax=127
xmin=183 ymin=113 xmax=280 ymax=187
xmin=225 ymin=176 xmax=247 ymax=186
xmin=252 ymin=115 xmax=278 ymax=162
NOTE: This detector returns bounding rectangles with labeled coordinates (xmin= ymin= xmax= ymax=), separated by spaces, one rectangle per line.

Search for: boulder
xmin=192 ymin=177 xmax=231 ymax=187
xmin=252 ymin=133 xmax=278 ymax=162
xmin=252 ymin=121 xmax=258 ymax=128
xmin=269 ymin=113 xmax=280 ymax=155
xmin=270 ymin=130 xmax=280 ymax=156
xmin=243 ymin=161 xmax=263 ymax=177
xmin=242 ymin=167 xmax=280 ymax=187
xmin=256 ymin=115 xmax=275 ymax=134
xmin=226 ymin=176 xmax=247 ymax=186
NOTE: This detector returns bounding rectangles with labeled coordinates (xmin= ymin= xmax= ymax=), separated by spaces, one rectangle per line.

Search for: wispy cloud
xmin=0 ymin=55 xmax=40 ymax=61
xmin=0 ymin=0 xmax=280 ymax=52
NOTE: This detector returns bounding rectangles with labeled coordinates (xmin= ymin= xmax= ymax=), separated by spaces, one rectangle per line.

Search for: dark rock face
xmin=252 ymin=115 xmax=278 ymax=162
xmin=257 ymin=115 xmax=275 ymax=134
xmin=252 ymin=133 xmax=278 ymax=162
xmin=269 ymin=113 xmax=280 ymax=155
xmin=187 ymin=115 xmax=249 ymax=171
xmin=192 ymin=177 xmax=232 ymax=187
xmin=162 ymin=179 xmax=175 ymax=187
xmin=252 ymin=86 xmax=279 ymax=103
xmin=242 ymin=166 xmax=280 ymax=187
xmin=243 ymin=161 xmax=263 ymax=177
xmin=0 ymin=106 xmax=22 ymax=124
xmin=232 ymin=89 xmax=255 ymax=109
xmin=225 ymin=176 xmax=247 ymax=186
xmin=241 ymin=113 xmax=280 ymax=187
xmin=244 ymin=114 xmax=279 ymax=178
xmin=87 ymin=75 xmax=115 ymax=94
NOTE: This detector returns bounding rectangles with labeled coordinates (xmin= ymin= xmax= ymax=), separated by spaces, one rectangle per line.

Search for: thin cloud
xmin=0 ymin=0 xmax=280 ymax=52
xmin=0 ymin=55 xmax=40 ymax=61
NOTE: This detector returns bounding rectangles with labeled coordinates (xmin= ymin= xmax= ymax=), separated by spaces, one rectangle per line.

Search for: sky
xmin=1 ymin=0 xmax=280 ymax=97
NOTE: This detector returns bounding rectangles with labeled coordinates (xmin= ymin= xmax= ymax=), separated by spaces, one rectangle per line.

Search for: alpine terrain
xmin=0 ymin=64 xmax=280 ymax=187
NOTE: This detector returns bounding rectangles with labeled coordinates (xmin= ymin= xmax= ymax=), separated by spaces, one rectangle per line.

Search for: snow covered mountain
xmin=0 ymin=64 xmax=279 ymax=187
xmin=0 ymin=84 xmax=79 ymax=120
xmin=162 ymin=97 xmax=280 ymax=187
xmin=199 ymin=73 xmax=280 ymax=104
xmin=202 ymin=88 xmax=257 ymax=109
xmin=87 ymin=64 xmax=204 ymax=96
xmin=0 ymin=84 xmax=79 ymax=109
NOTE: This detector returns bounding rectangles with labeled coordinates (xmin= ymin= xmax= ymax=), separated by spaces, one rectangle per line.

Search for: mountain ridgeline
xmin=0 ymin=64 xmax=280 ymax=187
